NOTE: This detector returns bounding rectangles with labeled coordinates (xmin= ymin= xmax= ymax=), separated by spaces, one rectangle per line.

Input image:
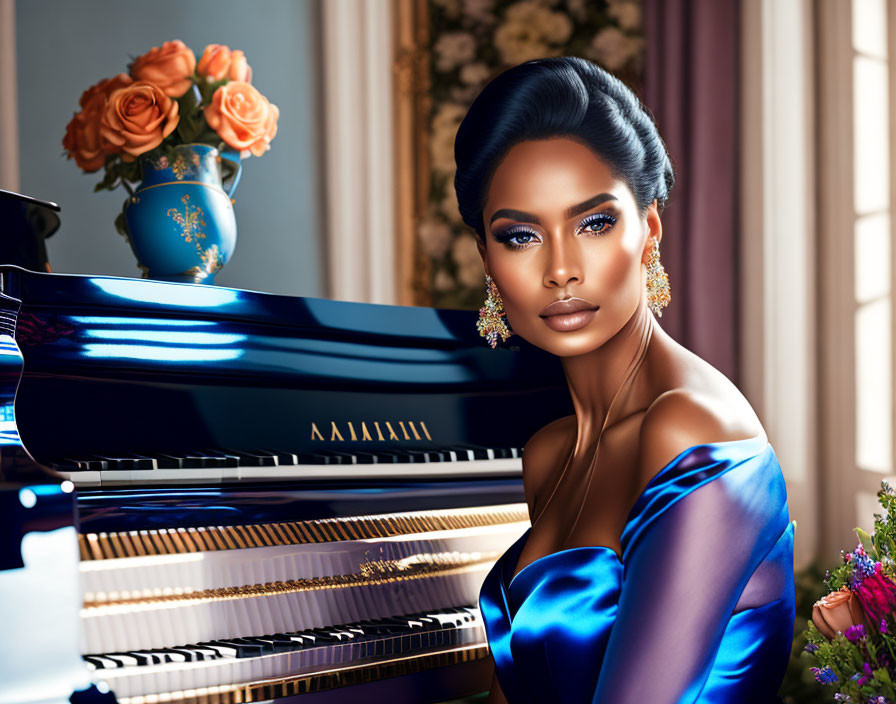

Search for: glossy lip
xmin=539 ymin=297 xmax=599 ymax=318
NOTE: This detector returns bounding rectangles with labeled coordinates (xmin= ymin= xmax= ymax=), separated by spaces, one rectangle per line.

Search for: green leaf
xmin=856 ymin=527 xmax=880 ymax=561
xmin=114 ymin=211 xmax=129 ymax=238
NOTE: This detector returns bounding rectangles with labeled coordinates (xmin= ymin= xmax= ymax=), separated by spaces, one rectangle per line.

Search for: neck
xmin=560 ymin=294 xmax=655 ymax=453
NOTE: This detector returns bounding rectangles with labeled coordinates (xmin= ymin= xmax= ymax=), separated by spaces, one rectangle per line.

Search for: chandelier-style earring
xmin=646 ymin=237 xmax=671 ymax=317
xmin=477 ymin=274 xmax=512 ymax=348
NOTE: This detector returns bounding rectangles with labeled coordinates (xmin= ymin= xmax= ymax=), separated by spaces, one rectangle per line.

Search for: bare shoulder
xmin=521 ymin=415 xmax=576 ymax=517
xmin=638 ymin=388 xmax=767 ymax=485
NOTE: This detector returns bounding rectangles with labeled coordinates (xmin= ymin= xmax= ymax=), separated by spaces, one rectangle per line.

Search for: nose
xmin=543 ymin=237 xmax=583 ymax=289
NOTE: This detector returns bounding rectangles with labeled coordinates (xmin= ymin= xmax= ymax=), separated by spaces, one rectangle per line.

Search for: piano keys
xmin=0 ymin=265 xmax=573 ymax=703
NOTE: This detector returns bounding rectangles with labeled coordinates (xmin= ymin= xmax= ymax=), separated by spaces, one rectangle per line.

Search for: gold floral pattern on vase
xmin=166 ymin=194 xmax=223 ymax=282
xmin=179 ymin=244 xmax=224 ymax=283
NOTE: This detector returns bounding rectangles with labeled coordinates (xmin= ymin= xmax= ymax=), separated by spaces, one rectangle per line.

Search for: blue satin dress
xmin=479 ymin=435 xmax=795 ymax=703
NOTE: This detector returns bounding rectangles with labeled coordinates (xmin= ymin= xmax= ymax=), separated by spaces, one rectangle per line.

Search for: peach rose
xmin=100 ymin=81 xmax=179 ymax=160
xmin=812 ymin=586 xmax=867 ymax=639
xmin=63 ymin=73 xmax=134 ymax=171
xmin=228 ymin=50 xmax=252 ymax=83
xmin=130 ymin=40 xmax=196 ymax=98
xmin=197 ymin=44 xmax=232 ymax=82
xmin=204 ymin=81 xmax=278 ymax=157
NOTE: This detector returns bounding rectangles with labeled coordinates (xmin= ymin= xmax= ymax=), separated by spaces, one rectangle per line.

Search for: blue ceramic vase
xmin=124 ymin=144 xmax=242 ymax=284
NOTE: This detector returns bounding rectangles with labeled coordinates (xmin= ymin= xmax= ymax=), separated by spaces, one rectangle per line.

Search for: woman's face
xmin=478 ymin=137 xmax=662 ymax=358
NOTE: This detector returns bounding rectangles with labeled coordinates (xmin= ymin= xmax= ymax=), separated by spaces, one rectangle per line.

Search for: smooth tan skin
xmin=476 ymin=138 xmax=765 ymax=703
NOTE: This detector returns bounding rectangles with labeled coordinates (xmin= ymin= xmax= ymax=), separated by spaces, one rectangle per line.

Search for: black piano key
xmin=130 ymin=650 xmax=165 ymax=665
xmin=180 ymin=452 xmax=224 ymax=469
xmin=59 ymin=457 xmax=109 ymax=471
xmin=455 ymin=446 xmax=491 ymax=460
xmin=156 ymin=648 xmax=188 ymax=663
xmin=308 ymin=628 xmax=347 ymax=643
xmin=198 ymin=450 xmax=239 ymax=468
xmin=241 ymin=636 xmax=292 ymax=653
xmin=93 ymin=455 xmax=155 ymax=470
xmin=118 ymin=651 xmax=152 ymax=666
xmin=222 ymin=449 xmax=276 ymax=467
xmin=261 ymin=449 xmax=298 ymax=465
xmin=202 ymin=640 xmax=264 ymax=658
xmin=350 ymin=452 xmax=378 ymax=464
xmin=166 ymin=647 xmax=202 ymax=662
xmin=103 ymin=653 xmax=140 ymax=667
xmin=154 ymin=453 xmax=184 ymax=469
xmin=292 ymin=452 xmax=334 ymax=465
xmin=83 ymin=655 xmax=118 ymax=670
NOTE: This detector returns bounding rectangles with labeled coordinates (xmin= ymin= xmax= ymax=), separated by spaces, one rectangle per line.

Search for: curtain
xmin=0 ymin=0 xmax=19 ymax=191
xmin=644 ymin=0 xmax=740 ymax=384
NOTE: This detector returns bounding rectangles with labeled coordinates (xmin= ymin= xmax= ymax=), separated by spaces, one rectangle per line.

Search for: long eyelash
xmin=493 ymin=212 xmax=618 ymax=250
xmin=493 ymin=228 xmax=538 ymax=250
xmin=579 ymin=212 xmax=617 ymax=236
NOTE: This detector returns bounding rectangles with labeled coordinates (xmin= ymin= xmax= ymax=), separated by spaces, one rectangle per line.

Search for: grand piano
xmin=0 ymin=264 xmax=573 ymax=704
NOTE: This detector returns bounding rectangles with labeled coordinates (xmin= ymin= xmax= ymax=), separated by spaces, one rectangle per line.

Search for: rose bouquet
xmin=803 ymin=481 xmax=896 ymax=702
xmin=62 ymin=40 xmax=278 ymax=237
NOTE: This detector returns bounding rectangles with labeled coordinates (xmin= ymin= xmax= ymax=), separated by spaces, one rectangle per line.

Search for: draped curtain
xmin=644 ymin=0 xmax=740 ymax=384
xmin=0 ymin=0 xmax=19 ymax=191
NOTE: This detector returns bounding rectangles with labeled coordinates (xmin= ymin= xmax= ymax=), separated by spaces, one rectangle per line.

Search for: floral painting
xmin=419 ymin=0 xmax=645 ymax=309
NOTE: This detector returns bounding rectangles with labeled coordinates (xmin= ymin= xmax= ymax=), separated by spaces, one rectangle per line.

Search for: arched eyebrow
xmin=488 ymin=192 xmax=618 ymax=228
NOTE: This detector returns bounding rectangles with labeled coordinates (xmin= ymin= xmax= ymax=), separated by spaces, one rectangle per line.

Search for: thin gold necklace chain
xmin=530 ymin=312 xmax=655 ymax=541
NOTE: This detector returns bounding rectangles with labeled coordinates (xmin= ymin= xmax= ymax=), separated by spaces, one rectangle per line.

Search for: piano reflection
xmin=0 ymin=265 xmax=573 ymax=704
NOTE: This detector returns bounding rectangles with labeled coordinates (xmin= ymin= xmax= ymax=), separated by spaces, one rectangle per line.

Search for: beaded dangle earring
xmin=645 ymin=237 xmax=671 ymax=317
xmin=477 ymin=274 xmax=512 ymax=348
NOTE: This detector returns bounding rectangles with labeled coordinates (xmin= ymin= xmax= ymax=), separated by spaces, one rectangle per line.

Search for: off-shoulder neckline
xmin=507 ymin=434 xmax=771 ymax=589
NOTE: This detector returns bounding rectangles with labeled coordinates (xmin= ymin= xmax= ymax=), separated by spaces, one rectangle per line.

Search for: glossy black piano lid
xmin=0 ymin=266 xmax=573 ymax=463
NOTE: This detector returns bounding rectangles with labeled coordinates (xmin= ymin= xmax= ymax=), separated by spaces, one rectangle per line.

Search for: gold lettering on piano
xmin=308 ymin=420 xmax=434 ymax=442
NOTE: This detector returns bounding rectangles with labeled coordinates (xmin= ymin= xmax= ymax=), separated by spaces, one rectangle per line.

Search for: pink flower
xmin=853 ymin=564 xmax=896 ymax=629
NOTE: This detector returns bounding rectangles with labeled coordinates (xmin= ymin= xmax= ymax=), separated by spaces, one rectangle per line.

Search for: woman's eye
xmin=579 ymin=213 xmax=617 ymax=236
xmin=495 ymin=229 xmax=538 ymax=249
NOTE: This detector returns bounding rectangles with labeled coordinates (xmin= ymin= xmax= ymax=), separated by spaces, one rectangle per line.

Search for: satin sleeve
xmin=591 ymin=450 xmax=792 ymax=704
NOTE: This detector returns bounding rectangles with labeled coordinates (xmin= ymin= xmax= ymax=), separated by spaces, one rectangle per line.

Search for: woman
xmin=454 ymin=57 xmax=796 ymax=703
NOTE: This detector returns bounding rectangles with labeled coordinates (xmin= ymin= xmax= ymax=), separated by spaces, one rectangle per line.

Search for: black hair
xmin=453 ymin=56 xmax=675 ymax=240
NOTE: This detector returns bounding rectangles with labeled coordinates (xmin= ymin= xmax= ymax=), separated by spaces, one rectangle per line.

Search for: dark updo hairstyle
xmin=453 ymin=56 xmax=675 ymax=241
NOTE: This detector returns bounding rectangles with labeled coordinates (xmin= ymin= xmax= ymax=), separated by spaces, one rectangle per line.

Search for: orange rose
xmin=63 ymin=73 xmax=134 ymax=171
xmin=204 ymin=82 xmax=278 ymax=157
xmin=812 ymin=586 xmax=867 ymax=639
xmin=130 ymin=40 xmax=196 ymax=98
xmin=228 ymin=50 xmax=252 ymax=83
xmin=197 ymin=44 xmax=232 ymax=81
xmin=100 ymin=81 xmax=179 ymax=160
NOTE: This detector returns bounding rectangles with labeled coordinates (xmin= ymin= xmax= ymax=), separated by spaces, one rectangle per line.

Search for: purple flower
xmin=881 ymin=616 xmax=889 ymax=634
xmin=804 ymin=642 xmax=820 ymax=653
xmin=855 ymin=661 xmax=874 ymax=687
xmin=845 ymin=624 xmax=867 ymax=642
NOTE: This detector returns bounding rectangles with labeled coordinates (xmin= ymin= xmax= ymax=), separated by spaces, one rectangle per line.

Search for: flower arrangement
xmin=802 ymin=480 xmax=896 ymax=702
xmin=421 ymin=0 xmax=645 ymax=308
xmin=62 ymin=40 xmax=279 ymax=234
